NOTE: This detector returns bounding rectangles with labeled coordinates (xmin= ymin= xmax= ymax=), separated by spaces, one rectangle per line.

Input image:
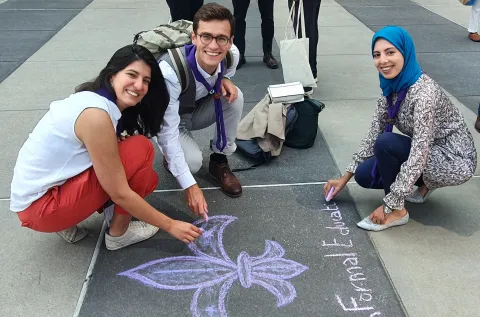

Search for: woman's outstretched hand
xmin=167 ymin=220 xmax=203 ymax=243
xmin=323 ymin=172 xmax=353 ymax=201
xmin=323 ymin=178 xmax=346 ymax=201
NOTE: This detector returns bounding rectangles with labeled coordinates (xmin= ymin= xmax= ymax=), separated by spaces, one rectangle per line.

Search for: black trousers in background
xmin=288 ymin=0 xmax=321 ymax=78
xmin=166 ymin=0 xmax=204 ymax=22
xmin=233 ymin=0 xmax=275 ymax=55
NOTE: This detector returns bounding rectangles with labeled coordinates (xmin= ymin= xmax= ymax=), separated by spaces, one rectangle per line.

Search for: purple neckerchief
xmin=94 ymin=87 xmax=124 ymax=135
xmin=370 ymin=88 xmax=409 ymax=187
xmin=185 ymin=44 xmax=227 ymax=152
xmin=95 ymin=87 xmax=116 ymax=104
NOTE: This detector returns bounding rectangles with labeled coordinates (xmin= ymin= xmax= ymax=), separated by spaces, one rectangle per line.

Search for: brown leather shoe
xmin=469 ymin=32 xmax=480 ymax=42
xmin=475 ymin=116 xmax=480 ymax=133
xmin=209 ymin=160 xmax=242 ymax=197
xmin=263 ymin=52 xmax=278 ymax=69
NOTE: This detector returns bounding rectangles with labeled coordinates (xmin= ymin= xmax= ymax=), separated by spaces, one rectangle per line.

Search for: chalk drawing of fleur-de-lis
xmin=118 ymin=215 xmax=308 ymax=317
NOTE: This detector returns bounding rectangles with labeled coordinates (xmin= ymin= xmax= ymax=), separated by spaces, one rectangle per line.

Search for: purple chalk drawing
xmin=118 ymin=215 xmax=308 ymax=317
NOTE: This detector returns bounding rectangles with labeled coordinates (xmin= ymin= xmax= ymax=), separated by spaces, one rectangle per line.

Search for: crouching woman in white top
xmin=10 ymin=44 xmax=202 ymax=250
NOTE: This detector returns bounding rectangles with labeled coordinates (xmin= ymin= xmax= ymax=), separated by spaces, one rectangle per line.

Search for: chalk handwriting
xmin=321 ymin=203 xmax=383 ymax=316
xmin=118 ymin=215 xmax=308 ymax=317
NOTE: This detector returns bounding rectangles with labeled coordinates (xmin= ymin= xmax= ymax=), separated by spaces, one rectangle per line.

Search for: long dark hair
xmin=76 ymin=44 xmax=169 ymax=137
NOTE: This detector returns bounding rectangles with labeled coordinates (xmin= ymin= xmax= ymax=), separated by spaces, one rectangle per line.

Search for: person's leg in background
xmin=258 ymin=0 xmax=278 ymax=69
xmin=189 ymin=0 xmax=204 ymax=21
xmin=302 ymin=0 xmax=321 ymax=80
xmin=288 ymin=0 xmax=321 ymax=94
xmin=166 ymin=0 xmax=203 ymax=22
xmin=468 ymin=0 xmax=480 ymax=42
xmin=475 ymin=103 xmax=480 ymax=132
xmin=17 ymin=136 xmax=159 ymax=249
xmin=232 ymin=0 xmax=250 ymax=69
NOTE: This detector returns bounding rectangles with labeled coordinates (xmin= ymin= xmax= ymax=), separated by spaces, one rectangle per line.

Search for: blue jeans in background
xmin=354 ymin=132 xmax=423 ymax=195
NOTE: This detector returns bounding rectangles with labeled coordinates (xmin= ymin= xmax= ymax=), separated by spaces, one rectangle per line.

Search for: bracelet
xmin=223 ymin=75 xmax=232 ymax=81
xmin=383 ymin=204 xmax=393 ymax=214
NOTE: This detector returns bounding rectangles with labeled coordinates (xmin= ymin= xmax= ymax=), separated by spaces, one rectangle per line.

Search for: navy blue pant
xmin=355 ymin=132 xmax=424 ymax=195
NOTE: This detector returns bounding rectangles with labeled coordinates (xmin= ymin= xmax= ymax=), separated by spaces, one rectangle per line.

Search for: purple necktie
xmin=185 ymin=44 xmax=227 ymax=152
xmin=370 ymin=88 xmax=409 ymax=187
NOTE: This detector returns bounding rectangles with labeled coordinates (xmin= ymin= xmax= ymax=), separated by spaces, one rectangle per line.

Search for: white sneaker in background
xmin=56 ymin=226 xmax=88 ymax=243
xmin=105 ymin=221 xmax=159 ymax=251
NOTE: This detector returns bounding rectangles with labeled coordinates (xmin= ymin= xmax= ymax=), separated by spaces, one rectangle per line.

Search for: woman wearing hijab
xmin=324 ymin=26 xmax=477 ymax=231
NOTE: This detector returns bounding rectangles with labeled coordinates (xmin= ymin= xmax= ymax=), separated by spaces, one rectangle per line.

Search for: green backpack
xmin=133 ymin=20 xmax=234 ymax=94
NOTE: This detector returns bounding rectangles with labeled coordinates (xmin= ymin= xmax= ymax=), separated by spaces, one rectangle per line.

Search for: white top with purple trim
xmin=10 ymin=91 xmax=121 ymax=212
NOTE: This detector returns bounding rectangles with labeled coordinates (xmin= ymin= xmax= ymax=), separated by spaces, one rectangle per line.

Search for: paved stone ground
xmin=1 ymin=0 xmax=479 ymax=316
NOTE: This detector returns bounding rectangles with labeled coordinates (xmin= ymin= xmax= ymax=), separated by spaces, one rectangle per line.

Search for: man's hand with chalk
xmin=185 ymin=184 xmax=209 ymax=221
xmin=323 ymin=172 xmax=353 ymax=202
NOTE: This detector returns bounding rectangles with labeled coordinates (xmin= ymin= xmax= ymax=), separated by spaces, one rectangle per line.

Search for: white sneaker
xmin=105 ymin=221 xmax=159 ymax=251
xmin=56 ymin=226 xmax=88 ymax=243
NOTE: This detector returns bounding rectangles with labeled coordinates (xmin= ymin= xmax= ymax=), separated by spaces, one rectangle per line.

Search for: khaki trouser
xmin=178 ymin=88 xmax=244 ymax=173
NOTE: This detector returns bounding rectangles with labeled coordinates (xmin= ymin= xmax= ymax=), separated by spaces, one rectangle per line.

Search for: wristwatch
xmin=383 ymin=204 xmax=393 ymax=214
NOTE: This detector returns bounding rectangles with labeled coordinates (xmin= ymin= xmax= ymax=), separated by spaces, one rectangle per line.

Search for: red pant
xmin=17 ymin=135 xmax=158 ymax=232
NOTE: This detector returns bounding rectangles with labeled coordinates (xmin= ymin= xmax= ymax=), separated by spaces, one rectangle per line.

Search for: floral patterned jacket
xmin=346 ymin=74 xmax=477 ymax=210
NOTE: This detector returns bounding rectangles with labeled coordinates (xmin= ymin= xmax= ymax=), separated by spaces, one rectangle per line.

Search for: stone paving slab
xmin=417 ymin=52 xmax=480 ymax=113
xmin=369 ymin=23 xmax=480 ymax=53
xmin=337 ymin=2 xmax=451 ymax=26
xmin=0 ymin=0 xmax=92 ymax=9
xmin=0 ymin=10 xmax=80 ymax=31
xmin=78 ymin=186 xmax=405 ymax=317
xmin=0 ymin=61 xmax=20 ymax=82
xmin=0 ymin=30 xmax=57 ymax=61
xmin=347 ymin=178 xmax=480 ymax=317
xmin=153 ymin=126 xmax=338 ymax=191
xmin=0 ymin=201 xmax=104 ymax=317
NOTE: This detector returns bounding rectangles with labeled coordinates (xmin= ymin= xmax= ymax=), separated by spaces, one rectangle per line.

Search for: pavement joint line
xmin=0 ymin=9 xmax=81 ymax=11
xmin=72 ymin=220 xmax=107 ymax=317
xmin=2 ymin=176 xmax=480 ymax=201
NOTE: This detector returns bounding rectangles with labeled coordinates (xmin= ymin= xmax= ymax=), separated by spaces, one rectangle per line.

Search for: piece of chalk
xmin=325 ymin=187 xmax=335 ymax=202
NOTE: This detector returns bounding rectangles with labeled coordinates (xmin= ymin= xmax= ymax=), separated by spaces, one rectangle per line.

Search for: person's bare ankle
xmin=108 ymin=225 xmax=128 ymax=237
xmin=418 ymin=185 xmax=429 ymax=197
xmin=385 ymin=208 xmax=407 ymax=223
xmin=108 ymin=214 xmax=132 ymax=237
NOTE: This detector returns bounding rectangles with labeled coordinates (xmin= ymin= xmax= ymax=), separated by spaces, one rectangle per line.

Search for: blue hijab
xmin=372 ymin=26 xmax=422 ymax=96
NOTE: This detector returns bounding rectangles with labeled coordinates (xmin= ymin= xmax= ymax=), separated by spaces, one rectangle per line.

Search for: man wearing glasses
xmin=156 ymin=3 xmax=243 ymax=221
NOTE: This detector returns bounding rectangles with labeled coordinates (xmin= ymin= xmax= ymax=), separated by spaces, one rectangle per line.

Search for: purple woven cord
xmin=185 ymin=44 xmax=227 ymax=152
xmin=370 ymin=88 xmax=409 ymax=187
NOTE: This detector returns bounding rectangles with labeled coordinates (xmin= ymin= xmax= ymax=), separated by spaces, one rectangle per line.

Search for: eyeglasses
xmin=196 ymin=33 xmax=231 ymax=46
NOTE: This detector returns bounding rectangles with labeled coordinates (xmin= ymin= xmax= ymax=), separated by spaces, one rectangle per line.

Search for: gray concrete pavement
xmin=1 ymin=0 xmax=479 ymax=316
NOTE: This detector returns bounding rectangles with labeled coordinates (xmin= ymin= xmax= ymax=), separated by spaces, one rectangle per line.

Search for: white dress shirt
xmin=156 ymin=44 xmax=240 ymax=189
